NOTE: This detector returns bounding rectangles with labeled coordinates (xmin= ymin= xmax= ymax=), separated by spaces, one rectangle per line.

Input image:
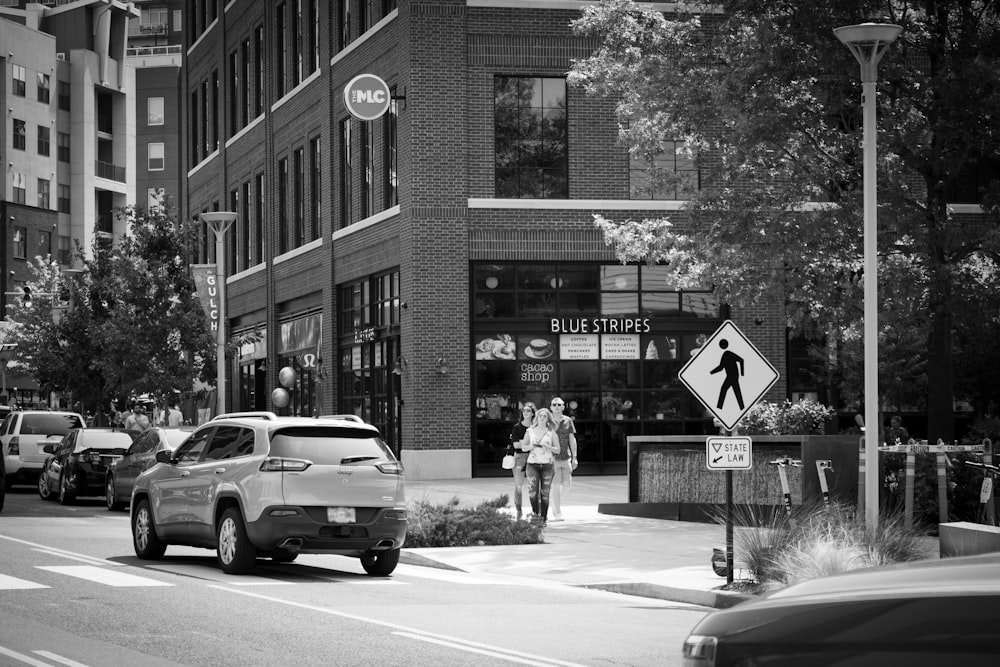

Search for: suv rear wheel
xmin=217 ymin=507 xmax=257 ymax=575
xmin=132 ymin=498 xmax=167 ymax=559
xmin=360 ymin=548 xmax=401 ymax=576
xmin=106 ymin=476 xmax=125 ymax=511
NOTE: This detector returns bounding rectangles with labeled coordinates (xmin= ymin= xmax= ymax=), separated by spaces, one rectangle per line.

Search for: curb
xmin=400 ymin=550 xmax=753 ymax=608
xmin=580 ymin=582 xmax=752 ymax=609
xmin=399 ymin=550 xmax=465 ymax=571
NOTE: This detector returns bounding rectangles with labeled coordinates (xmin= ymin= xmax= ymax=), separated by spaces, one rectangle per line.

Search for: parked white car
xmin=1 ymin=411 xmax=86 ymax=489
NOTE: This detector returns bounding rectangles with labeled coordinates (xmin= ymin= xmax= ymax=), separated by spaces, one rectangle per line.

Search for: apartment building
xmin=1 ymin=0 xmax=137 ymax=406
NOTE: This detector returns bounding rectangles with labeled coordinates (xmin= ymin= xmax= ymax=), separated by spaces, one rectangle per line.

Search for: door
xmin=151 ymin=427 xmax=212 ymax=535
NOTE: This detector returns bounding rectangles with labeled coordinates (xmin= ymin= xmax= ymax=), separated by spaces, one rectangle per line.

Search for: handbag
xmin=501 ymin=446 xmax=515 ymax=470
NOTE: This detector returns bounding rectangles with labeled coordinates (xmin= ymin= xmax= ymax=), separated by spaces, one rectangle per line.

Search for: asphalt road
xmin=0 ymin=487 xmax=708 ymax=666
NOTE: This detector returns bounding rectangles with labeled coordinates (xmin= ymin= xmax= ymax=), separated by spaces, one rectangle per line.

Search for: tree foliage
xmin=569 ymin=0 xmax=1000 ymax=438
xmin=5 ymin=204 xmax=214 ymax=412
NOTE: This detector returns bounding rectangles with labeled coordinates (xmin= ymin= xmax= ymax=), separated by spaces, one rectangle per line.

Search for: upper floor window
xmin=148 ymin=97 xmax=164 ymax=126
xmin=37 ymin=125 xmax=50 ymax=156
xmin=148 ymin=142 xmax=165 ymax=171
xmin=58 ymin=132 xmax=70 ymax=162
xmin=12 ymin=64 xmax=25 ymax=96
xmin=631 ymin=140 xmax=699 ymax=200
xmin=276 ymin=2 xmax=287 ymax=96
xmin=58 ymin=81 xmax=70 ymax=111
xmin=338 ymin=0 xmax=351 ymax=52
xmin=11 ymin=173 xmax=26 ymax=205
xmin=37 ymin=73 xmax=50 ymax=104
xmin=494 ymin=76 xmax=568 ymax=199
xmin=384 ymin=97 xmax=398 ymax=208
xmin=13 ymin=226 xmax=27 ymax=259
xmin=12 ymin=118 xmax=26 ymax=150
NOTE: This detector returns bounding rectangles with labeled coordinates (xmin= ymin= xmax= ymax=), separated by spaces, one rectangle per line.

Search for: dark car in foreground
xmin=38 ymin=429 xmax=136 ymax=504
xmin=106 ymin=427 xmax=191 ymax=511
xmin=683 ymin=554 xmax=1000 ymax=667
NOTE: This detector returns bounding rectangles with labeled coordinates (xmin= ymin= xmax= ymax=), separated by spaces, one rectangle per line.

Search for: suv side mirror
xmin=43 ymin=444 xmax=56 ymax=454
xmin=154 ymin=449 xmax=172 ymax=464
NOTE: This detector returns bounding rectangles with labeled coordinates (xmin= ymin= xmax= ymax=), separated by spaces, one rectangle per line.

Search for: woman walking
xmin=509 ymin=403 xmax=536 ymax=520
xmin=525 ymin=407 xmax=559 ymax=523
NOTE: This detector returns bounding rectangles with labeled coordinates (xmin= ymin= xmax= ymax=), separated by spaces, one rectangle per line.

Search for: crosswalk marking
xmin=0 ymin=574 xmax=50 ymax=590
xmin=35 ymin=565 xmax=173 ymax=587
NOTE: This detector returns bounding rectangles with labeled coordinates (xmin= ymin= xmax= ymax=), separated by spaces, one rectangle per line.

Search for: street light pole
xmin=834 ymin=23 xmax=902 ymax=530
xmin=198 ymin=212 xmax=238 ymax=418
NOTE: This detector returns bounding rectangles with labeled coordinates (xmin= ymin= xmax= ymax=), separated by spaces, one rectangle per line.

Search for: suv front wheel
xmin=361 ymin=548 xmax=401 ymax=577
xmin=217 ymin=507 xmax=257 ymax=575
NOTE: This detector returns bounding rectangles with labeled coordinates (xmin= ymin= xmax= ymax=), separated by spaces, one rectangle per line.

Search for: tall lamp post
xmin=834 ymin=23 xmax=902 ymax=530
xmin=198 ymin=212 xmax=237 ymax=418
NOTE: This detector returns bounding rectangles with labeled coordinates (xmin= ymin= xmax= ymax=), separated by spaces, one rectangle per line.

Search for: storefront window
xmin=338 ymin=270 xmax=401 ymax=455
xmin=471 ymin=261 xmax=722 ymax=476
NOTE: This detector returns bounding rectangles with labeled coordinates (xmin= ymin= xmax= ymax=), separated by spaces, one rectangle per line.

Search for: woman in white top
xmin=524 ymin=407 xmax=560 ymax=523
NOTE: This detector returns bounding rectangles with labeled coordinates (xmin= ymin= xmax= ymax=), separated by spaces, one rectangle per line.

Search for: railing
xmin=128 ymin=22 xmax=168 ymax=37
xmin=95 ymin=161 xmax=126 ymax=182
xmin=126 ymin=45 xmax=183 ymax=58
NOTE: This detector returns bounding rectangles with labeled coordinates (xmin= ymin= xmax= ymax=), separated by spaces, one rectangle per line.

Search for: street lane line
xmin=0 ymin=535 xmax=121 ymax=567
xmin=35 ymin=566 xmax=173 ymax=587
xmin=393 ymin=631 xmax=575 ymax=666
xmin=0 ymin=574 xmax=50 ymax=590
xmin=0 ymin=645 xmax=59 ymax=666
xmin=209 ymin=585 xmax=588 ymax=667
xmin=31 ymin=549 xmax=119 ymax=567
xmin=32 ymin=651 xmax=91 ymax=667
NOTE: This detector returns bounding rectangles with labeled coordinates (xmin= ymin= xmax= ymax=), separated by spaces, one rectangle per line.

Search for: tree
xmin=569 ymin=0 xmax=1000 ymax=439
xmin=5 ymin=204 xmax=215 ymax=413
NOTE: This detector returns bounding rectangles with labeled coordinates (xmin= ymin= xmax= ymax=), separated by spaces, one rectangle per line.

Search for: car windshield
xmin=268 ymin=426 xmax=395 ymax=465
xmin=21 ymin=413 xmax=84 ymax=435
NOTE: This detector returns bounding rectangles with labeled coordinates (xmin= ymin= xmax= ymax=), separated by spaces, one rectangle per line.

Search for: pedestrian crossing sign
xmin=678 ymin=320 xmax=779 ymax=431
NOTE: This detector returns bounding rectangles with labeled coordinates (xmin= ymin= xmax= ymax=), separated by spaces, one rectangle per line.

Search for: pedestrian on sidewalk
xmin=548 ymin=396 xmax=577 ymax=522
xmin=510 ymin=402 xmax=536 ymax=520
xmin=525 ymin=407 xmax=559 ymax=523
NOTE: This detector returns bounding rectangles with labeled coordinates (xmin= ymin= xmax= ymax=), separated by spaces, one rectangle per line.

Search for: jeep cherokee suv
xmin=130 ymin=412 xmax=407 ymax=575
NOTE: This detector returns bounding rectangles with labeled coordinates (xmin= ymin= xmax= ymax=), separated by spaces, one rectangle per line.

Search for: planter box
xmin=610 ymin=435 xmax=862 ymax=523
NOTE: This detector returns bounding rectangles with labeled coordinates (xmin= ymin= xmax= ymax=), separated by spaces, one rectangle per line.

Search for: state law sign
xmin=706 ymin=436 xmax=753 ymax=471
xmin=678 ymin=320 xmax=779 ymax=431
xmin=344 ymin=73 xmax=391 ymax=121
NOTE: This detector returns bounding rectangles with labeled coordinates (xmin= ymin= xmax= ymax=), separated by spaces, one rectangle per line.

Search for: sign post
xmin=680 ymin=321 xmax=778 ymax=585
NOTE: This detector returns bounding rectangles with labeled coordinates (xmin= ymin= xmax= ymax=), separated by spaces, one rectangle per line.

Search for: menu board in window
xmin=601 ymin=335 xmax=640 ymax=360
xmin=559 ymin=334 xmax=599 ymax=360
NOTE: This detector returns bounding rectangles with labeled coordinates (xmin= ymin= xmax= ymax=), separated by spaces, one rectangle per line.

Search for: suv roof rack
xmin=318 ymin=414 xmax=365 ymax=424
xmin=212 ymin=411 xmax=278 ymax=421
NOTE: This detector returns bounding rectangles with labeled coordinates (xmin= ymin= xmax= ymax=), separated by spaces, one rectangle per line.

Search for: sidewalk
xmin=402 ymin=476 xmax=748 ymax=608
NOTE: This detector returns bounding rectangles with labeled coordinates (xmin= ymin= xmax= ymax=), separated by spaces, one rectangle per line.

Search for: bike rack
xmin=769 ymin=457 xmax=802 ymax=522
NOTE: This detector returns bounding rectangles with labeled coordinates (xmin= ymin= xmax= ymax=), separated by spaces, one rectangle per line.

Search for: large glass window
xmin=338 ymin=271 xmax=401 ymax=456
xmin=472 ymin=262 xmax=721 ymax=476
xmin=494 ymin=76 xmax=568 ymax=198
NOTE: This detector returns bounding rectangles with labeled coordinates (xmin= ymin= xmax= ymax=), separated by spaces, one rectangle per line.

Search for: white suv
xmin=1 ymin=411 xmax=86 ymax=489
xmin=130 ymin=412 xmax=407 ymax=575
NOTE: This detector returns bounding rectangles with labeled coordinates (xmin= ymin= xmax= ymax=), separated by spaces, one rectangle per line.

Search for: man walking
xmin=548 ymin=396 xmax=577 ymax=522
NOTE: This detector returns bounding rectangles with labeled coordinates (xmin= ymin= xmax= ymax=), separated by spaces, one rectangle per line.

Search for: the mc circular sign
xmin=344 ymin=73 xmax=391 ymax=121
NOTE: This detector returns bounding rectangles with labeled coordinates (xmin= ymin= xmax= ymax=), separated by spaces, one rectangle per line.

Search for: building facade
xmin=182 ymin=0 xmax=787 ymax=480
xmin=1 ymin=0 xmax=137 ymax=406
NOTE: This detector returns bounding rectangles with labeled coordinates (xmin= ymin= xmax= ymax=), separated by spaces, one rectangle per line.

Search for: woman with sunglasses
xmin=524 ymin=407 xmax=560 ymax=523
xmin=509 ymin=403 xmax=536 ymax=520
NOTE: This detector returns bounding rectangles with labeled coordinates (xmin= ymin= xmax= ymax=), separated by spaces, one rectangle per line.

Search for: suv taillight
xmin=376 ymin=461 xmax=403 ymax=475
xmin=259 ymin=457 xmax=312 ymax=472
xmin=9 ymin=436 xmax=19 ymax=455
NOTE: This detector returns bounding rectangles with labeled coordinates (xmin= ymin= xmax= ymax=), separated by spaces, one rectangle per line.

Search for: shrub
xmin=740 ymin=399 xmax=835 ymax=435
xmin=714 ymin=500 xmax=929 ymax=589
xmin=405 ymin=493 xmax=545 ymax=548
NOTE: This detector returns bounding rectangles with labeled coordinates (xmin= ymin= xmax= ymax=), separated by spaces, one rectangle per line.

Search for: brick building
xmin=183 ymin=0 xmax=788 ymax=480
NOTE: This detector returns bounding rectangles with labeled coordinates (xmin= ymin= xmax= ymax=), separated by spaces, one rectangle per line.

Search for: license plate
xmin=327 ymin=507 xmax=356 ymax=524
